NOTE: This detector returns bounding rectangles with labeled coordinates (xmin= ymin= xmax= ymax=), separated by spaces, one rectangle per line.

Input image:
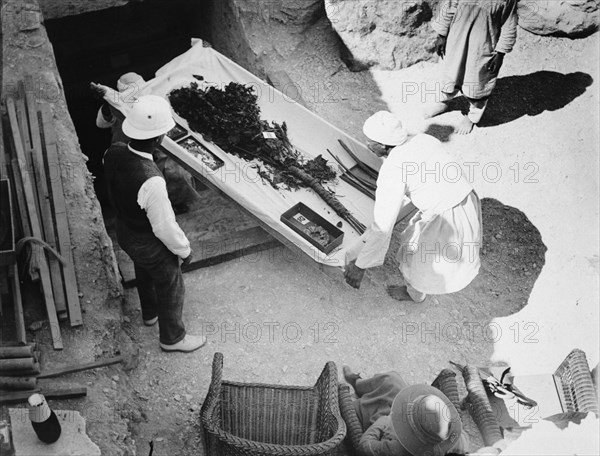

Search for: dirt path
xmin=109 ymin=18 xmax=600 ymax=455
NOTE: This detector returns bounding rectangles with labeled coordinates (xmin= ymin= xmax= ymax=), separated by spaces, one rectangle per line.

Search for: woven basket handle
xmin=462 ymin=365 xmax=503 ymax=447
xmin=338 ymin=383 xmax=364 ymax=452
xmin=201 ymin=352 xmax=224 ymax=431
xmin=431 ymin=368 xmax=462 ymax=412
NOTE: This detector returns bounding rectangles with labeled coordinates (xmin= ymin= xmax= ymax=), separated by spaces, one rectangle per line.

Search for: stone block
xmin=9 ymin=408 xmax=101 ymax=456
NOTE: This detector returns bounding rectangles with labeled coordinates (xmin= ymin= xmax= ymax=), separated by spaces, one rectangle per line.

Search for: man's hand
xmin=344 ymin=260 xmax=365 ymax=289
xmin=90 ymin=82 xmax=106 ymax=99
xmin=181 ymin=250 xmax=194 ymax=268
xmin=487 ymin=52 xmax=505 ymax=73
xmin=434 ymin=35 xmax=447 ymax=58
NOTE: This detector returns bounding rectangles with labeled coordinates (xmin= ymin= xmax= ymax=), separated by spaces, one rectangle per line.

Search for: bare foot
xmin=342 ymin=365 xmax=361 ymax=388
xmin=423 ymin=102 xmax=449 ymax=119
xmin=456 ymin=116 xmax=475 ymax=135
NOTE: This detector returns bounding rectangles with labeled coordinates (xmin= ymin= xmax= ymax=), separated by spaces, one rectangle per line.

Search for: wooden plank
xmin=0 ymin=362 xmax=40 ymax=377
xmin=0 ymin=358 xmax=35 ymax=371
xmin=0 ymin=346 xmax=34 ymax=358
xmin=10 ymin=264 xmax=27 ymax=344
xmin=0 ymin=107 xmax=5 ymax=177
xmin=0 ymin=376 xmax=37 ymax=390
xmin=6 ymin=97 xmax=63 ymax=350
xmin=0 ymin=386 xmax=86 ymax=405
xmin=22 ymin=78 xmax=68 ymax=320
xmin=121 ymin=226 xmax=280 ymax=288
xmin=37 ymin=355 xmax=123 ymax=379
xmin=39 ymin=104 xmax=82 ymax=327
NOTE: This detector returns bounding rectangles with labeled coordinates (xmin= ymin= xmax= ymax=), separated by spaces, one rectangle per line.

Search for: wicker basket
xmin=554 ymin=348 xmax=599 ymax=415
xmin=201 ymin=353 xmax=347 ymax=456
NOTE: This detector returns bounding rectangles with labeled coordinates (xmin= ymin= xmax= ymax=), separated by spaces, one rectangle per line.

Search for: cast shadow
xmin=424 ymin=124 xmax=454 ymax=142
xmin=387 ymin=197 xmax=547 ymax=318
xmin=468 ymin=197 xmax=548 ymax=316
xmin=445 ymin=71 xmax=593 ymax=128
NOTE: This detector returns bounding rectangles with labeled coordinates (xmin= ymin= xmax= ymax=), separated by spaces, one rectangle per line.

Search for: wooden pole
xmin=22 ymin=78 xmax=68 ymax=320
xmin=6 ymin=97 xmax=63 ymax=350
xmin=39 ymin=104 xmax=82 ymax=326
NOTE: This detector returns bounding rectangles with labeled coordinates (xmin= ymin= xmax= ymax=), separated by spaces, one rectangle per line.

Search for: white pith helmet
xmin=117 ymin=72 xmax=145 ymax=92
xmin=363 ymin=111 xmax=408 ymax=146
xmin=122 ymin=95 xmax=176 ymax=140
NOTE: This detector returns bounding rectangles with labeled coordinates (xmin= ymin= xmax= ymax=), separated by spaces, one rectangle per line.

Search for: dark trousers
xmin=117 ymin=221 xmax=186 ymax=345
xmin=353 ymin=372 xmax=408 ymax=431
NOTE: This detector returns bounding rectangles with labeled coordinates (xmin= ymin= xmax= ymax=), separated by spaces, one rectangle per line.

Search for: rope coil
xmin=15 ymin=237 xmax=66 ymax=280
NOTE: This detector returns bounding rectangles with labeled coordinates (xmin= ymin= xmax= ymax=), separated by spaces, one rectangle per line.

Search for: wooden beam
xmin=0 ymin=386 xmax=86 ymax=405
xmin=22 ymin=78 xmax=68 ymax=320
xmin=121 ymin=226 xmax=280 ymax=288
xmin=6 ymin=97 xmax=63 ymax=350
xmin=0 ymin=376 xmax=37 ymax=390
xmin=0 ymin=346 xmax=34 ymax=359
xmin=9 ymin=264 xmax=27 ymax=345
xmin=37 ymin=356 xmax=123 ymax=379
xmin=39 ymin=104 xmax=82 ymax=327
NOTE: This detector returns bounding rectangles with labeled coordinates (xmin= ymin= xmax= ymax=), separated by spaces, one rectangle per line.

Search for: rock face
xmin=324 ymin=0 xmax=440 ymax=71
xmin=518 ymin=0 xmax=599 ymax=37
xmin=209 ymin=0 xmax=326 ymax=79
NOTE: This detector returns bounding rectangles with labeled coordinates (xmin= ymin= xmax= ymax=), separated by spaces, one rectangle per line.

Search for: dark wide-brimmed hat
xmin=390 ymin=384 xmax=463 ymax=456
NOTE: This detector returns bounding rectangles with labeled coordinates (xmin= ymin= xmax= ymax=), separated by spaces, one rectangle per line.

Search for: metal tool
xmin=450 ymin=361 xmax=538 ymax=408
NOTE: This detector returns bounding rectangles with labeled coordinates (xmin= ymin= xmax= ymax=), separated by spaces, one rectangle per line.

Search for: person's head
xmin=362 ymin=110 xmax=408 ymax=157
xmin=390 ymin=384 xmax=463 ymax=456
xmin=122 ymin=95 xmax=175 ymax=147
xmin=117 ymin=72 xmax=145 ymax=93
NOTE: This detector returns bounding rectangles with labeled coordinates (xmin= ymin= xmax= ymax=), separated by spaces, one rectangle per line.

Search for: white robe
xmin=432 ymin=0 xmax=518 ymax=99
xmin=350 ymin=134 xmax=482 ymax=294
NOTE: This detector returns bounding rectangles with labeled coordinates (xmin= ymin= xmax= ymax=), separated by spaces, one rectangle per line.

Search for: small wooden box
xmin=166 ymin=123 xmax=187 ymax=141
xmin=0 ymin=179 xmax=15 ymax=266
xmin=280 ymin=202 xmax=344 ymax=254
xmin=177 ymin=136 xmax=224 ymax=171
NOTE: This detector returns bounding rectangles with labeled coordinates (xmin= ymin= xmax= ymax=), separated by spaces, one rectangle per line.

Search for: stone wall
xmin=36 ymin=0 xmax=128 ymax=19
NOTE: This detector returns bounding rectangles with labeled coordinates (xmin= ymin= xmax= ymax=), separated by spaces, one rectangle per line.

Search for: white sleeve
xmin=138 ymin=176 xmax=191 ymax=258
xmin=355 ymin=161 xmax=408 ymax=269
xmin=431 ymin=0 xmax=457 ymax=37
xmin=96 ymin=106 xmax=115 ymax=129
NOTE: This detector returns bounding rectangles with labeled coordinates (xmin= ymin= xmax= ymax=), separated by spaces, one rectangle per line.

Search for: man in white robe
xmin=425 ymin=0 xmax=518 ymax=134
xmin=344 ymin=111 xmax=482 ymax=302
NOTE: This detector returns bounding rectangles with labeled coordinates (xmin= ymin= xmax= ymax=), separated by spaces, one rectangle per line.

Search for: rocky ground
xmin=110 ymin=18 xmax=596 ymax=456
xmin=2 ymin=5 xmax=597 ymax=456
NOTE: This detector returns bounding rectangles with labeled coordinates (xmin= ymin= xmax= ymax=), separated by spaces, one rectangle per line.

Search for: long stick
xmin=339 ymin=174 xmax=376 ymax=200
xmin=37 ymin=356 xmax=123 ymax=379
xmin=327 ymin=149 xmax=376 ymax=191
xmin=338 ymin=139 xmax=379 ymax=179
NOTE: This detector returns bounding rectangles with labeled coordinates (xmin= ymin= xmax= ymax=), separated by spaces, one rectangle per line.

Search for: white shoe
xmin=143 ymin=316 xmax=158 ymax=326
xmin=160 ymin=335 xmax=206 ymax=353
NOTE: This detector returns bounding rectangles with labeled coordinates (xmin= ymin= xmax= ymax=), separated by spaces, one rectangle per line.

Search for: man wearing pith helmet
xmin=345 ymin=111 xmax=482 ymax=303
xmin=103 ymin=94 xmax=205 ymax=353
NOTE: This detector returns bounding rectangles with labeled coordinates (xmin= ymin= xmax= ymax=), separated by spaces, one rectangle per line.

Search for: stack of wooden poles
xmin=0 ymin=344 xmax=40 ymax=392
xmin=2 ymin=75 xmax=83 ymax=350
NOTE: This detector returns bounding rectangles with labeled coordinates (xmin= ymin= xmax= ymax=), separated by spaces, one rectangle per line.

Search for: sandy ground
xmin=112 ymin=19 xmax=598 ymax=456
xmin=3 ymin=7 xmax=597 ymax=455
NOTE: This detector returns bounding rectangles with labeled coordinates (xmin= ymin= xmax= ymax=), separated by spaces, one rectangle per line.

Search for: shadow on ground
xmin=386 ymin=197 xmax=547 ymax=318
xmin=443 ymin=71 xmax=593 ymax=128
